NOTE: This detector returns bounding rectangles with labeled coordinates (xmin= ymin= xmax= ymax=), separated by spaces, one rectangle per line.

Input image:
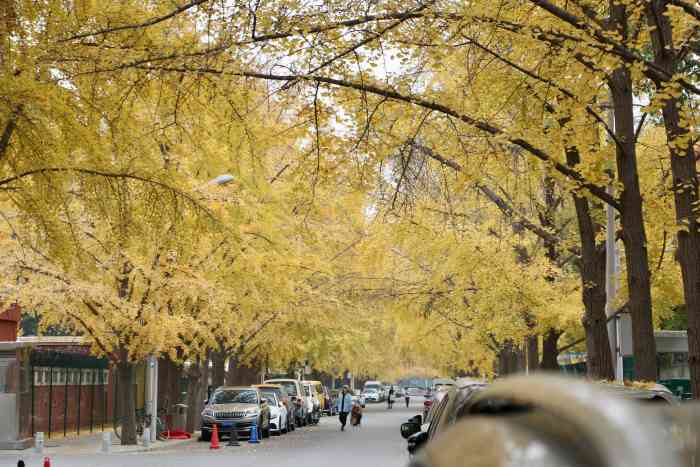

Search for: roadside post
xmin=34 ymin=432 xmax=44 ymax=454
xmin=101 ymin=431 xmax=111 ymax=454
xmin=142 ymin=428 xmax=151 ymax=448
xmin=228 ymin=421 xmax=240 ymax=446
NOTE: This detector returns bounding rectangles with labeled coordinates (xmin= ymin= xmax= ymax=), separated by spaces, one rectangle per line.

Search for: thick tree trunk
xmin=211 ymin=349 xmax=226 ymax=389
xmin=541 ymin=330 xmax=561 ymax=370
xmin=645 ymin=1 xmax=700 ymax=398
xmin=185 ymin=354 xmax=210 ymax=434
xmin=117 ymin=359 xmax=138 ymax=445
xmin=526 ymin=336 xmax=539 ymax=373
xmin=608 ymin=1 xmax=657 ymax=381
xmin=564 ymin=146 xmax=615 ymax=380
xmin=580 ymin=247 xmax=615 ymax=380
xmin=498 ymin=341 xmax=518 ymax=376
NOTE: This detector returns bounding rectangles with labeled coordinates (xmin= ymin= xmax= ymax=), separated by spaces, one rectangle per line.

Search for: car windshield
xmin=261 ymin=392 xmax=279 ymax=406
xmin=212 ymin=389 xmax=258 ymax=404
xmin=273 ymin=381 xmax=297 ymax=397
xmin=365 ymin=388 xmax=378 ymax=393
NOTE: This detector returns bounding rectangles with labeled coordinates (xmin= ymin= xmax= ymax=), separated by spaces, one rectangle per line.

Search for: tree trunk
xmin=607 ymin=1 xmax=657 ymax=381
xmin=526 ymin=335 xmax=539 ymax=373
xmin=541 ymin=330 xmax=561 ymax=370
xmin=645 ymin=1 xmax=700 ymax=398
xmin=211 ymin=349 xmax=226 ymax=389
xmin=117 ymin=359 xmax=138 ymax=445
xmin=564 ymin=146 xmax=615 ymax=380
xmin=185 ymin=354 xmax=210 ymax=434
xmin=498 ymin=341 xmax=517 ymax=376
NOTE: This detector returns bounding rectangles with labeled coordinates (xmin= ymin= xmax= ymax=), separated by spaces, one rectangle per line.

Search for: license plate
xmin=221 ymin=422 xmax=233 ymax=428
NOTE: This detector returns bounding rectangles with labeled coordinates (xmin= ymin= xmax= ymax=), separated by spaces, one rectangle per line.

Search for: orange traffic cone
xmin=210 ymin=425 xmax=221 ymax=450
xmin=43 ymin=458 xmax=50 ymax=467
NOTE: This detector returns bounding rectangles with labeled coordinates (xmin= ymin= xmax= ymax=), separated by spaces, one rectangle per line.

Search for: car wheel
xmin=200 ymin=429 xmax=211 ymax=442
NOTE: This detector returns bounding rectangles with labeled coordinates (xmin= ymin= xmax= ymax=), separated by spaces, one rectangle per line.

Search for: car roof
xmin=254 ymin=384 xmax=283 ymax=389
xmin=214 ymin=386 xmax=258 ymax=391
xmin=265 ymin=378 xmax=298 ymax=383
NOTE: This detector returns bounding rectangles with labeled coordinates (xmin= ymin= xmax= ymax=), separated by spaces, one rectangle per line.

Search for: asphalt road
xmin=5 ymin=400 xmax=422 ymax=467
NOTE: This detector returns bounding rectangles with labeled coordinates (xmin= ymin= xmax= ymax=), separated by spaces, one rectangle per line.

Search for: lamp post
xmin=145 ymin=174 xmax=234 ymax=442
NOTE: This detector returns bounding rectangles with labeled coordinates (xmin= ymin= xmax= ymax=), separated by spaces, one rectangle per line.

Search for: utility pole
xmin=606 ymin=92 xmax=623 ymax=382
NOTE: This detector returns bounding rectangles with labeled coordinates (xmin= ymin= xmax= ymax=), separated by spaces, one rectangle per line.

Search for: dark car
xmin=402 ymin=378 xmax=488 ymax=455
xmin=409 ymin=375 xmax=684 ymax=467
xmin=200 ymin=386 xmax=271 ymax=441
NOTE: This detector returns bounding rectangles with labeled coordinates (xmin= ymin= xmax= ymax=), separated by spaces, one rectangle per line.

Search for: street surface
xmin=4 ymin=401 xmax=421 ymax=467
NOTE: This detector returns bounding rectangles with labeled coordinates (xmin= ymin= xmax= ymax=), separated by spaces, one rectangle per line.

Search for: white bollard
xmin=34 ymin=432 xmax=44 ymax=454
xmin=101 ymin=431 xmax=112 ymax=454
xmin=142 ymin=428 xmax=151 ymax=448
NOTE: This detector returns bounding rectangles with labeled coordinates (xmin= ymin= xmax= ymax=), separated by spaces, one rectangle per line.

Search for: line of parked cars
xmin=200 ymin=378 xmax=337 ymax=441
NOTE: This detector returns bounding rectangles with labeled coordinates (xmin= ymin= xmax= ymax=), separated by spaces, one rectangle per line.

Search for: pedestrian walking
xmin=336 ymin=385 xmax=353 ymax=431
xmin=405 ymin=390 xmax=410 ymax=408
xmin=388 ymin=386 xmax=395 ymax=409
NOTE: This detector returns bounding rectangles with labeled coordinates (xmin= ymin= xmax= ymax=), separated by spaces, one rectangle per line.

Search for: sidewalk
xmin=4 ymin=431 xmax=196 ymax=456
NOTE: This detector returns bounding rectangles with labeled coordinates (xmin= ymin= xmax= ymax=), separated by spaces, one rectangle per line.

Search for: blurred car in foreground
xmin=408 ymin=375 xmax=690 ymax=467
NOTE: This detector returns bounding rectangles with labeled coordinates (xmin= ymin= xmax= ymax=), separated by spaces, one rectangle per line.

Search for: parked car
xmin=431 ymin=378 xmax=456 ymax=392
xmin=264 ymin=378 xmax=308 ymax=427
xmin=403 ymin=379 xmax=487 ymax=455
xmin=200 ymin=386 xmax=271 ymax=441
xmin=255 ymin=387 xmax=289 ymax=435
xmin=306 ymin=380 xmax=326 ymax=411
xmin=363 ymin=380 xmax=385 ymax=401
xmin=322 ymin=385 xmax=336 ymax=415
xmin=253 ymin=383 xmax=295 ymax=432
xmin=301 ymin=381 xmax=320 ymax=424
xmin=409 ymin=375 xmax=683 ymax=467
xmin=362 ymin=387 xmax=381 ymax=403
xmin=403 ymin=377 xmax=679 ymax=457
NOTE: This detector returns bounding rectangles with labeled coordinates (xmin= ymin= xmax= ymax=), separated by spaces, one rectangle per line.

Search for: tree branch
xmin=61 ymin=0 xmax=211 ymax=42
xmin=136 ymin=65 xmax=621 ymax=211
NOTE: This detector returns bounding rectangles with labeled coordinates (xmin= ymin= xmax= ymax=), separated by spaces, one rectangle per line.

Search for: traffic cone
xmin=43 ymin=458 xmax=50 ymax=467
xmin=209 ymin=424 xmax=221 ymax=450
xmin=248 ymin=420 xmax=260 ymax=444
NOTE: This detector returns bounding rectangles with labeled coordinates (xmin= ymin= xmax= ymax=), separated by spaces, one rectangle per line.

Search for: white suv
xmin=264 ymin=379 xmax=308 ymax=427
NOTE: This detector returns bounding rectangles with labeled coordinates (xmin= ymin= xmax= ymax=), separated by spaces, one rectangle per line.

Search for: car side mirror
xmin=401 ymin=422 xmax=421 ymax=439
xmin=409 ymin=414 xmax=422 ymax=425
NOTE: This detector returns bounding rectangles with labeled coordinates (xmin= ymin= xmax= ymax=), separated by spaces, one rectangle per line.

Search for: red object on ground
xmin=161 ymin=430 xmax=191 ymax=440
xmin=210 ymin=425 xmax=220 ymax=449
xmin=43 ymin=457 xmax=50 ymax=467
